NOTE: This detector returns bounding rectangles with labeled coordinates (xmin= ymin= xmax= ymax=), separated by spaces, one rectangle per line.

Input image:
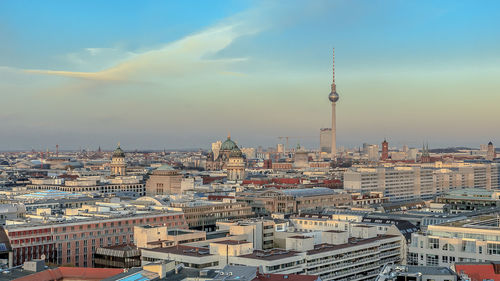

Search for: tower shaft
xmin=331 ymin=102 xmax=336 ymax=156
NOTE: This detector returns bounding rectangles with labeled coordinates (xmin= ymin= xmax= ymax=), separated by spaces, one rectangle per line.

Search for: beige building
xmin=236 ymin=188 xmax=352 ymax=216
xmin=134 ymin=225 xmax=206 ymax=249
xmin=142 ymin=232 xmax=403 ymax=280
xmin=110 ymin=144 xmax=126 ymax=176
xmin=169 ymin=199 xmax=253 ymax=230
xmin=145 ymin=165 xmax=182 ymax=195
xmin=409 ymin=215 xmax=500 ymax=266
xmin=344 ymin=163 xmax=500 ymax=202
xmin=226 ymin=148 xmax=246 ymax=182
xmin=217 ymin=219 xmax=275 ymax=250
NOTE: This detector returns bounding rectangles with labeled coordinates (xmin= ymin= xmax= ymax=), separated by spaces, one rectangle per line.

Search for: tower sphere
xmin=329 ymin=91 xmax=339 ymax=102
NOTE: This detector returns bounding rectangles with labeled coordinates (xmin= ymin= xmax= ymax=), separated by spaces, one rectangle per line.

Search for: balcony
xmin=379 ymin=250 xmax=400 ymax=258
xmin=307 ymin=249 xmax=378 ymax=266
xmin=317 ymin=262 xmax=381 ymax=281
xmin=307 ymin=256 xmax=379 ymax=274
xmin=379 ymin=243 xmax=400 ymax=250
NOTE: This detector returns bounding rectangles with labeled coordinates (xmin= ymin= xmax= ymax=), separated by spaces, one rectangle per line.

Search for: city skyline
xmin=1 ymin=0 xmax=500 ymax=150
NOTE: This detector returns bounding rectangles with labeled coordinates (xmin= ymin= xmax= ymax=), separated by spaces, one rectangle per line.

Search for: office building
xmin=320 ymin=128 xmax=332 ymax=154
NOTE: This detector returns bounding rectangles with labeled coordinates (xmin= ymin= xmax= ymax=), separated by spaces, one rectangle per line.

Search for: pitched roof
xmin=455 ymin=262 xmax=500 ymax=281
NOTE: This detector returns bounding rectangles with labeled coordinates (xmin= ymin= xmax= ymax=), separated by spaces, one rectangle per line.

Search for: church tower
xmin=111 ymin=143 xmax=126 ymax=176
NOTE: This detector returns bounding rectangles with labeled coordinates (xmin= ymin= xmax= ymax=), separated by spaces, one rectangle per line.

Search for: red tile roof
xmin=14 ymin=267 xmax=124 ymax=281
xmin=455 ymin=263 xmax=500 ymax=281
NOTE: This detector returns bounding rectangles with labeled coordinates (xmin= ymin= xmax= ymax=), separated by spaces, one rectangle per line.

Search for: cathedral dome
xmin=229 ymin=147 xmax=243 ymax=158
xmin=113 ymin=145 xmax=125 ymax=158
xmin=221 ymin=137 xmax=238 ymax=151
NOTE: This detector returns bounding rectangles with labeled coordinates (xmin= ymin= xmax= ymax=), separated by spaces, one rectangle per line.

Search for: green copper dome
xmin=221 ymin=137 xmax=238 ymax=151
xmin=113 ymin=144 xmax=125 ymax=158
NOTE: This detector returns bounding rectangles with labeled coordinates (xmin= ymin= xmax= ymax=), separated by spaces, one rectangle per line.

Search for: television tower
xmin=328 ymin=48 xmax=339 ymax=157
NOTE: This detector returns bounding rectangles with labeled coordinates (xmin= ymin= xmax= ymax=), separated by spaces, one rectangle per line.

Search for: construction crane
xmin=277 ymin=136 xmax=290 ymax=154
xmin=277 ymin=136 xmax=316 ymax=154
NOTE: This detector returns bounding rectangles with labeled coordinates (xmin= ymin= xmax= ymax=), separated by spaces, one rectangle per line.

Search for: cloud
xmin=24 ymin=22 xmax=256 ymax=82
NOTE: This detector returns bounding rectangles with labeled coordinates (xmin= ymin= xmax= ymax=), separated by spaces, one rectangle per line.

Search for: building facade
xmin=320 ymin=128 xmax=332 ymax=154
xmin=2 ymin=212 xmax=187 ymax=268
xmin=408 ymin=215 xmax=500 ymax=267
xmin=145 ymin=165 xmax=182 ymax=195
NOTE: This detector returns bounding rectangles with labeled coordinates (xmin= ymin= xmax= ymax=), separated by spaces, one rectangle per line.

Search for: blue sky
xmin=1 ymin=0 xmax=499 ymax=150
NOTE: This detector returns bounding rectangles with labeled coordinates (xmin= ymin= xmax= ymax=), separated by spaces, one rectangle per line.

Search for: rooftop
xmin=281 ymin=187 xmax=336 ymax=198
xmin=439 ymin=215 xmax=500 ymax=229
xmin=141 ymin=245 xmax=212 ymax=257
xmin=454 ymin=262 xmax=500 ymax=281
xmin=238 ymin=249 xmax=301 ymax=261
xmin=10 ymin=267 xmax=124 ymax=281
xmin=307 ymin=235 xmax=399 ymax=255
xmin=211 ymin=240 xmax=251 ymax=245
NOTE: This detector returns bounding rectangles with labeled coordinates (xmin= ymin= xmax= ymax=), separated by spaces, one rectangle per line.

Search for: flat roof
xmin=211 ymin=240 xmax=251 ymax=245
xmin=142 ymin=245 xmax=212 ymax=257
xmin=238 ymin=249 xmax=301 ymax=261
xmin=307 ymin=235 xmax=399 ymax=255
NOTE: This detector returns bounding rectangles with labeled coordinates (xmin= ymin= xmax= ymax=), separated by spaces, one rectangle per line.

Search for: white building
xmin=344 ymin=163 xmax=500 ymax=202
xmin=409 ymin=215 xmax=500 ymax=267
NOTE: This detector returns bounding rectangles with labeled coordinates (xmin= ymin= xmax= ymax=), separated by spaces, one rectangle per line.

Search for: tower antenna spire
xmin=332 ymin=47 xmax=335 ymax=84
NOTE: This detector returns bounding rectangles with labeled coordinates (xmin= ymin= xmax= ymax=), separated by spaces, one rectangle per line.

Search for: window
xmin=487 ymin=243 xmax=500 ymax=255
xmin=426 ymin=254 xmax=439 ymax=266
xmin=442 ymin=256 xmax=448 ymax=263
xmin=479 ymin=246 xmax=483 ymax=254
xmin=408 ymin=252 xmax=418 ymax=265
xmin=442 ymin=243 xmax=455 ymax=251
xmin=429 ymin=238 xmax=439 ymax=249
xmin=462 ymin=240 xmax=476 ymax=253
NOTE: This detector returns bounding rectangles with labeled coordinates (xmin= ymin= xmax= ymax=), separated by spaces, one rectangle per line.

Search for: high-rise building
xmin=487 ymin=141 xmax=496 ymax=161
xmin=276 ymin=143 xmax=285 ymax=154
xmin=328 ymin=48 xmax=339 ymax=158
xmin=381 ymin=139 xmax=389 ymax=160
xmin=367 ymin=145 xmax=379 ymax=161
xmin=211 ymin=140 xmax=222 ymax=160
xmin=402 ymin=144 xmax=409 ymax=153
xmin=319 ymin=128 xmax=332 ymax=153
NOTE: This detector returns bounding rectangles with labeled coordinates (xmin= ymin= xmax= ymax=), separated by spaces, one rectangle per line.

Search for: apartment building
xmin=408 ymin=215 xmax=500 ymax=267
xmin=142 ymin=234 xmax=403 ymax=281
xmin=344 ymin=163 xmax=500 ymax=202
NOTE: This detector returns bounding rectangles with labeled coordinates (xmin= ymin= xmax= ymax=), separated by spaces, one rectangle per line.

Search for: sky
xmin=1 ymin=0 xmax=500 ymax=151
